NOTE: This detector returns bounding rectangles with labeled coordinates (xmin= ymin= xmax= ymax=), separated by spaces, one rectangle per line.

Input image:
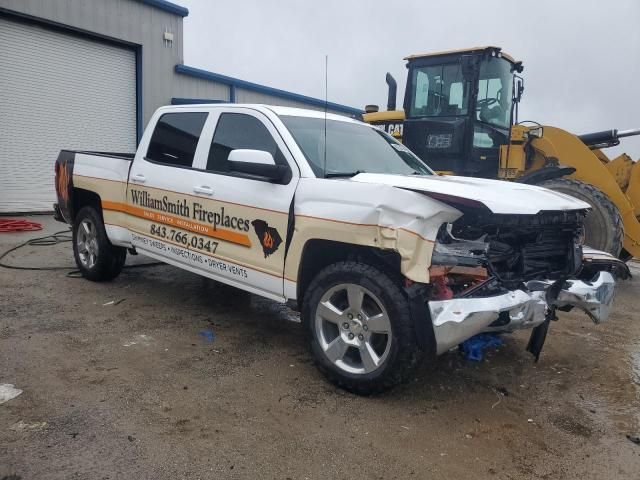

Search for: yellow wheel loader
xmin=363 ymin=46 xmax=640 ymax=259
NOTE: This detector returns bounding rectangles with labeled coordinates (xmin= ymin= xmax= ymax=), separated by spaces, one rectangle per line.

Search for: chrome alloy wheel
xmin=314 ymin=283 xmax=392 ymax=375
xmin=77 ymin=218 xmax=99 ymax=269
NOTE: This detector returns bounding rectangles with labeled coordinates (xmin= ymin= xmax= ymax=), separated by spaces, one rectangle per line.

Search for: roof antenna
xmin=323 ymin=54 xmax=328 ymax=178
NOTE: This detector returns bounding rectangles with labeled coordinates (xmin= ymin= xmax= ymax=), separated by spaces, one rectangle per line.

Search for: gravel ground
xmin=1 ymin=215 xmax=639 ymax=479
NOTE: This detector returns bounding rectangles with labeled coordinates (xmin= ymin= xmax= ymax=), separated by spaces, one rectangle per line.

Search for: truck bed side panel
xmin=56 ymin=150 xmax=134 ymax=246
xmin=72 ymin=152 xmax=133 ymax=246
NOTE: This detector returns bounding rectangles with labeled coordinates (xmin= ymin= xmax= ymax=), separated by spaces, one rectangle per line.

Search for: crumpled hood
xmin=350 ymin=173 xmax=590 ymax=215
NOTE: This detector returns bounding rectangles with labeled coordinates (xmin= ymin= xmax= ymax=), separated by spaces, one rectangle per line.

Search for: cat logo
xmin=251 ymin=219 xmax=283 ymax=258
xmin=384 ymin=122 xmax=404 ymax=139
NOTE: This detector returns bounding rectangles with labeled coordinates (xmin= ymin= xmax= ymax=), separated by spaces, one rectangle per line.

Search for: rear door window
xmin=146 ymin=112 xmax=208 ymax=167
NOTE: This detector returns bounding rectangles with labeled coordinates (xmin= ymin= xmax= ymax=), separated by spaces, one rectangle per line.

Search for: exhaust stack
xmin=385 ymin=73 xmax=397 ymax=111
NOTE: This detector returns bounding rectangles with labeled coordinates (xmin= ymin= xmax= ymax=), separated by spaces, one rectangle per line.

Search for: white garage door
xmin=0 ymin=17 xmax=137 ymax=213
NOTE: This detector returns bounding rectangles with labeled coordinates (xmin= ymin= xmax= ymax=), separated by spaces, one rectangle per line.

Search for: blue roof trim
xmin=171 ymin=97 xmax=228 ymax=105
xmin=175 ymin=64 xmax=363 ymax=115
xmin=137 ymin=0 xmax=188 ymax=17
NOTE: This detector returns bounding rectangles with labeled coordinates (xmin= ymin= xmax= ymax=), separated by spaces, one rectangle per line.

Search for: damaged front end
xmin=426 ymin=209 xmax=627 ymax=358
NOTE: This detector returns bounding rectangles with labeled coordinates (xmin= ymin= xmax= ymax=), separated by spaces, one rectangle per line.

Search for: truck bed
xmin=55 ymin=150 xmax=134 ymax=224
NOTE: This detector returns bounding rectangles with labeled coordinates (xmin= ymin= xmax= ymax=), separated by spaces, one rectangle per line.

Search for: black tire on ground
xmin=302 ymin=261 xmax=425 ymax=395
xmin=72 ymin=206 xmax=126 ymax=281
xmin=538 ymin=178 xmax=624 ymax=257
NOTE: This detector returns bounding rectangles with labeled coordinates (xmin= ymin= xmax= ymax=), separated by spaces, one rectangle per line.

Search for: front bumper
xmin=428 ymin=271 xmax=616 ymax=355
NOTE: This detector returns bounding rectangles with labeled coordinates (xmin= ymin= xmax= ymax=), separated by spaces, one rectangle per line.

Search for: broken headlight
xmin=428 ymin=224 xmax=492 ymax=300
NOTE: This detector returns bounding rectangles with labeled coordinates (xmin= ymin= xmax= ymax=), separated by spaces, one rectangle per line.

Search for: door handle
xmin=131 ymin=173 xmax=146 ymax=183
xmin=193 ymin=185 xmax=214 ymax=196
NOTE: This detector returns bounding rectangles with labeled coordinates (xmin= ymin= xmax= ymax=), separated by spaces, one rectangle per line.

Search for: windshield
xmin=476 ymin=57 xmax=514 ymax=129
xmin=408 ymin=63 xmax=469 ymax=117
xmin=280 ymin=116 xmax=433 ymax=178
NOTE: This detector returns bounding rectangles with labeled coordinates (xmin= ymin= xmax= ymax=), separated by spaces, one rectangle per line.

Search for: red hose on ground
xmin=0 ymin=219 xmax=43 ymax=232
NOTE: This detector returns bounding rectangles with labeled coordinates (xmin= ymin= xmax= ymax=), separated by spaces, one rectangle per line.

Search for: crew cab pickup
xmin=54 ymin=104 xmax=628 ymax=394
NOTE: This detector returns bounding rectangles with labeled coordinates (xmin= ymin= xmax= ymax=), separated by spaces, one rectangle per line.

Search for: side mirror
xmin=514 ymin=75 xmax=524 ymax=103
xmin=227 ymin=149 xmax=290 ymax=183
xmin=228 ymin=149 xmax=275 ymax=165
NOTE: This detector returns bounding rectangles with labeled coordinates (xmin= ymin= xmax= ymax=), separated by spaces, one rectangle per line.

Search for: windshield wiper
xmin=324 ymin=170 xmax=366 ymax=178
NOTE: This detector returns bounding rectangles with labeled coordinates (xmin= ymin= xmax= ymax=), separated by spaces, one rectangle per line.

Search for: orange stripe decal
xmin=296 ymin=214 xmax=434 ymax=243
xmin=104 ymin=222 xmax=282 ymax=278
xmin=102 ymin=201 xmax=252 ymax=247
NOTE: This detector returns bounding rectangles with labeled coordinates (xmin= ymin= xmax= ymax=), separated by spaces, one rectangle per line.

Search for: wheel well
xmin=517 ymin=166 xmax=576 ymax=185
xmin=295 ymin=239 xmax=402 ymax=308
xmin=72 ymin=188 xmax=102 ymax=220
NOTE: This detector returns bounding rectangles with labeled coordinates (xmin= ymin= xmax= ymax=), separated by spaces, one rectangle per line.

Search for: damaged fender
xmin=284 ymin=178 xmax=462 ymax=287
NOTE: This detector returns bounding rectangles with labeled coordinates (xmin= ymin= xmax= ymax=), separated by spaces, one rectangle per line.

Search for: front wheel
xmin=302 ymin=261 xmax=424 ymax=395
xmin=72 ymin=206 xmax=126 ymax=281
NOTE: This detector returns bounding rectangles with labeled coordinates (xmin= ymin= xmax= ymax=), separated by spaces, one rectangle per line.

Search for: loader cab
xmin=402 ymin=47 xmax=523 ymax=177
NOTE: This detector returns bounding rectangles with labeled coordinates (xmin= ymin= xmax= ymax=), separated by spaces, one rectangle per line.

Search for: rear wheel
xmin=538 ymin=178 xmax=624 ymax=257
xmin=302 ymin=261 xmax=424 ymax=395
xmin=73 ymin=206 xmax=126 ymax=281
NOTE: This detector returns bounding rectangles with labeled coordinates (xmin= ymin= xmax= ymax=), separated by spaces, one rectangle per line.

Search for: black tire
xmin=538 ymin=178 xmax=624 ymax=257
xmin=72 ymin=206 xmax=126 ymax=281
xmin=302 ymin=261 xmax=425 ymax=395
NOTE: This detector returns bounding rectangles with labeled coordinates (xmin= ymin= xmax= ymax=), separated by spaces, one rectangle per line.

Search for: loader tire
xmin=538 ymin=178 xmax=623 ymax=257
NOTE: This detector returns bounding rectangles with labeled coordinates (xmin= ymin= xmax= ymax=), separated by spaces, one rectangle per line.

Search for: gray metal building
xmin=0 ymin=0 xmax=361 ymax=212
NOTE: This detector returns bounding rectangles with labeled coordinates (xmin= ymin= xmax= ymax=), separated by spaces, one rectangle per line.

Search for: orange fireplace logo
xmin=263 ymin=231 xmax=274 ymax=249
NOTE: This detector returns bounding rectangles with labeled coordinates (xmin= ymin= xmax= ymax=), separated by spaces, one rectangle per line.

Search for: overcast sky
xmin=180 ymin=0 xmax=640 ymax=158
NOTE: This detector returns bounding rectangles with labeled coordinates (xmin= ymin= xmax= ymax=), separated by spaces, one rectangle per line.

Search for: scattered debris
xmin=491 ymin=391 xmax=502 ymax=409
xmin=123 ymin=334 xmax=153 ymax=347
xmin=496 ymin=386 xmax=509 ymax=396
xmin=103 ymin=299 xmax=125 ymax=306
xmin=9 ymin=420 xmax=47 ymax=432
xmin=491 ymin=385 xmax=511 ymax=409
xmin=0 ymin=384 xmax=23 ymax=404
xmin=199 ymin=330 xmax=215 ymax=342
xmin=460 ymin=334 xmax=503 ymax=362
xmin=627 ymin=434 xmax=640 ymax=445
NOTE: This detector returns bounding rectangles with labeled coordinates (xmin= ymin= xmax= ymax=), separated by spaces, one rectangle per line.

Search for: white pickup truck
xmin=54 ymin=104 xmax=627 ymax=394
